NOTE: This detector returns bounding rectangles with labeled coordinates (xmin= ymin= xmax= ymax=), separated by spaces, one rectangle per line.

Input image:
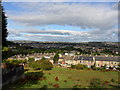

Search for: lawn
xmin=5 ymin=66 xmax=119 ymax=89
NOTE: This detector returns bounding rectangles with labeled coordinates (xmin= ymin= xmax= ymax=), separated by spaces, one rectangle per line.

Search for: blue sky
xmin=2 ymin=2 xmax=118 ymax=42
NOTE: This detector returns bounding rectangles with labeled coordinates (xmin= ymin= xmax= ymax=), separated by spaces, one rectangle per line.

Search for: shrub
xmin=53 ymin=84 xmax=59 ymax=88
xmin=28 ymin=61 xmax=41 ymax=69
xmin=40 ymin=60 xmax=53 ymax=70
xmin=104 ymin=81 xmax=110 ymax=85
xmin=111 ymin=78 xmax=115 ymax=82
xmin=53 ymin=53 xmax=59 ymax=64
xmin=64 ymin=80 xmax=67 ymax=82
xmin=24 ymin=71 xmax=43 ymax=81
xmin=71 ymin=64 xmax=87 ymax=70
xmin=28 ymin=58 xmax=34 ymax=62
xmin=91 ymin=65 xmax=97 ymax=70
xmin=41 ymin=57 xmax=46 ymax=61
xmin=28 ymin=59 xmax=53 ymax=70
xmin=55 ymin=77 xmax=59 ymax=81
xmin=89 ymin=78 xmax=103 ymax=88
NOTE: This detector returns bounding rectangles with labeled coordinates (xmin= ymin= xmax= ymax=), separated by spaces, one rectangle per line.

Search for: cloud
xmin=3 ymin=0 xmax=119 ymax=2
xmin=7 ymin=2 xmax=118 ymax=30
xmin=4 ymin=2 xmax=118 ymax=42
xmin=7 ymin=28 xmax=118 ymax=42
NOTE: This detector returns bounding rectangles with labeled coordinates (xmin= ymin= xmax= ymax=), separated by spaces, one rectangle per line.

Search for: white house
xmin=44 ymin=56 xmax=50 ymax=59
xmin=34 ymin=57 xmax=41 ymax=61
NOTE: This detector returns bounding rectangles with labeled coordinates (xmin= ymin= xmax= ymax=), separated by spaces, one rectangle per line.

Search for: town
xmin=6 ymin=41 xmax=120 ymax=71
xmin=1 ymin=1 xmax=120 ymax=89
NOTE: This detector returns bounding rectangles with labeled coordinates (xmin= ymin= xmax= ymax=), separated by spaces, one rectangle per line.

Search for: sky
xmin=2 ymin=1 xmax=119 ymax=42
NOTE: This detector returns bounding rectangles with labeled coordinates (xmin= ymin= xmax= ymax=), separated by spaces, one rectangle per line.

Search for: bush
xmin=91 ymin=65 xmax=97 ymax=70
xmin=89 ymin=78 xmax=103 ymax=88
xmin=53 ymin=53 xmax=59 ymax=64
xmin=28 ymin=61 xmax=41 ymax=69
xmin=99 ymin=67 xmax=106 ymax=71
xmin=111 ymin=78 xmax=115 ymax=82
xmin=28 ymin=58 xmax=34 ymax=62
xmin=25 ymin=71 xmax=43 ymax=81
xmin=40 ymin=60 xmax=53 ymax=70
xmin=28 ymin=59 xmax=53 ymax=70
xmin=71 ymin=64 xmax=88 ymax=70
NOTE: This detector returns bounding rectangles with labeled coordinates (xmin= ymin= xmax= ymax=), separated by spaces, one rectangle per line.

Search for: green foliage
xmin=71 ymin=64 xmax=88 ymax=70
xmin=18 ymin=71 xmax=44 ymax=85
xmin=1 ymin=1 xmax=8 ymax=47
xmin=5 ymin=59 xmax=24 ymax=66
xmin=40 ymin=60 xmax=53 ymax=70
xmin=91 ymin=65 xmax=97 ymax=70
xmin=28 ymin=61 xmax=41 ymax=69
xmin=41 ymin=57 xmax=46 ymax=61
xmin=89 ymin=78 xmax=103 ymax=88
xmin=111 ymin=78 xmax=115 ymax=82
xmin=99 ymin=67 xmax=106 ymax=71
xmin=28 ymin=60 xmax=53 ymax=70
xmin=3 ymin=67 xmax=118 ymax=88
xmin=53 ymin=53 xmax=59 ymax=63
xmin=2 ymin=47 xmax=9 ymax=52
xmin=28 ymin=58 xmax=34 ymax=62
xmin=102 ymin=49 xmax=112 ymax=55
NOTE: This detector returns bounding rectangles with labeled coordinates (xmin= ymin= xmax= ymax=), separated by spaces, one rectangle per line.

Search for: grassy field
xmin=6 ymin=66 xmax=119 ymax=89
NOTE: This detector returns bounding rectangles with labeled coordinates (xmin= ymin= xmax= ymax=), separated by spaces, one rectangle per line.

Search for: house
xmin=65 ymin=53 xmax=68 ymax=55
xmin=58 ymin=57 xmax=64 ymax=64
xmin=49 ymin=60 xmax=54 ymax=64
xmin=95 ymin=56 xmax=119 ymax=68
xmin=76 ymin=56 xmax=95 ymax=68
xmin=34 ymin=57 xmax=41 ymax=61
xmin=44 ymin=56 xmax=50 ymax=59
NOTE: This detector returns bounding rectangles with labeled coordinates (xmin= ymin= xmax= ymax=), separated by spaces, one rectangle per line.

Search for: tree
xmin=0 ymin=1 xmax=8 ymax=47
xmin=28 ymin=58 xmax=34 ymax=62
xmin=28 ymin=59 xmax=53 ymax=70
xmin=53 ymin=53 xmax=59 ymax=64
xmin=40 ymin=60 xmax=53 ymax=70
xmin=91 ymin=65 xmax=97 ymax=70
xmin=71 ymin=64 xmax=88 ymax=70
xmin=1 ymin=1 xmax=8 ymax=60
xmin=41 ymin=57 xmax=46 ymax=61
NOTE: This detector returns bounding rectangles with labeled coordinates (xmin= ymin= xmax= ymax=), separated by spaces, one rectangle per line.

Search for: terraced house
xmin=95 ymin=56 xmax=119 ymax=68
xmin=59 ymin=56 xmax=119 ymax=69
xmin=77 ymin=56 xmax=95 ymax=68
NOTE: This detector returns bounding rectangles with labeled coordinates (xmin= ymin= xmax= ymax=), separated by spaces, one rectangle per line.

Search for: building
xmin=95 ymin=56 xmax=119 ymax=68
xmin=76 ymin=56 xmax=95 ymax=68
xmin=34 ymin=57 xmax=41 ymax=61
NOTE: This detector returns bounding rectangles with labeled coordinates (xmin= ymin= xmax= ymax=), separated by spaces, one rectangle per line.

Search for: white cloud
xmin=5 ymin=2 xmax=118 ymax=42
xmin=7 ymin=2 xmax=118 ymax=30
xmin=3 ymin=0 xmax=119 ymax=2
xmin=7 ymin=28 xmax=118 ymax=42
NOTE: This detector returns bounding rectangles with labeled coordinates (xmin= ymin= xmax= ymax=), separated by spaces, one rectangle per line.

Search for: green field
xmin=6 ymin=66 xmax=119 ymax=89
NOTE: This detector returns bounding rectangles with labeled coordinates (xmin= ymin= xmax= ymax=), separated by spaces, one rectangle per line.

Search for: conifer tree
xmin=0 ymin=1 xmax=8 ymax=47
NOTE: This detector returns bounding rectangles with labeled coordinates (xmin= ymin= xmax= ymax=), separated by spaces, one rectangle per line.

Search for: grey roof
xmin=76 ymin=56 xmax=93 ymax=61
xmin=76 ymin=56 xmax=120 ymax=62
xmin=95 ymin=57 xmax=119 ymax=62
